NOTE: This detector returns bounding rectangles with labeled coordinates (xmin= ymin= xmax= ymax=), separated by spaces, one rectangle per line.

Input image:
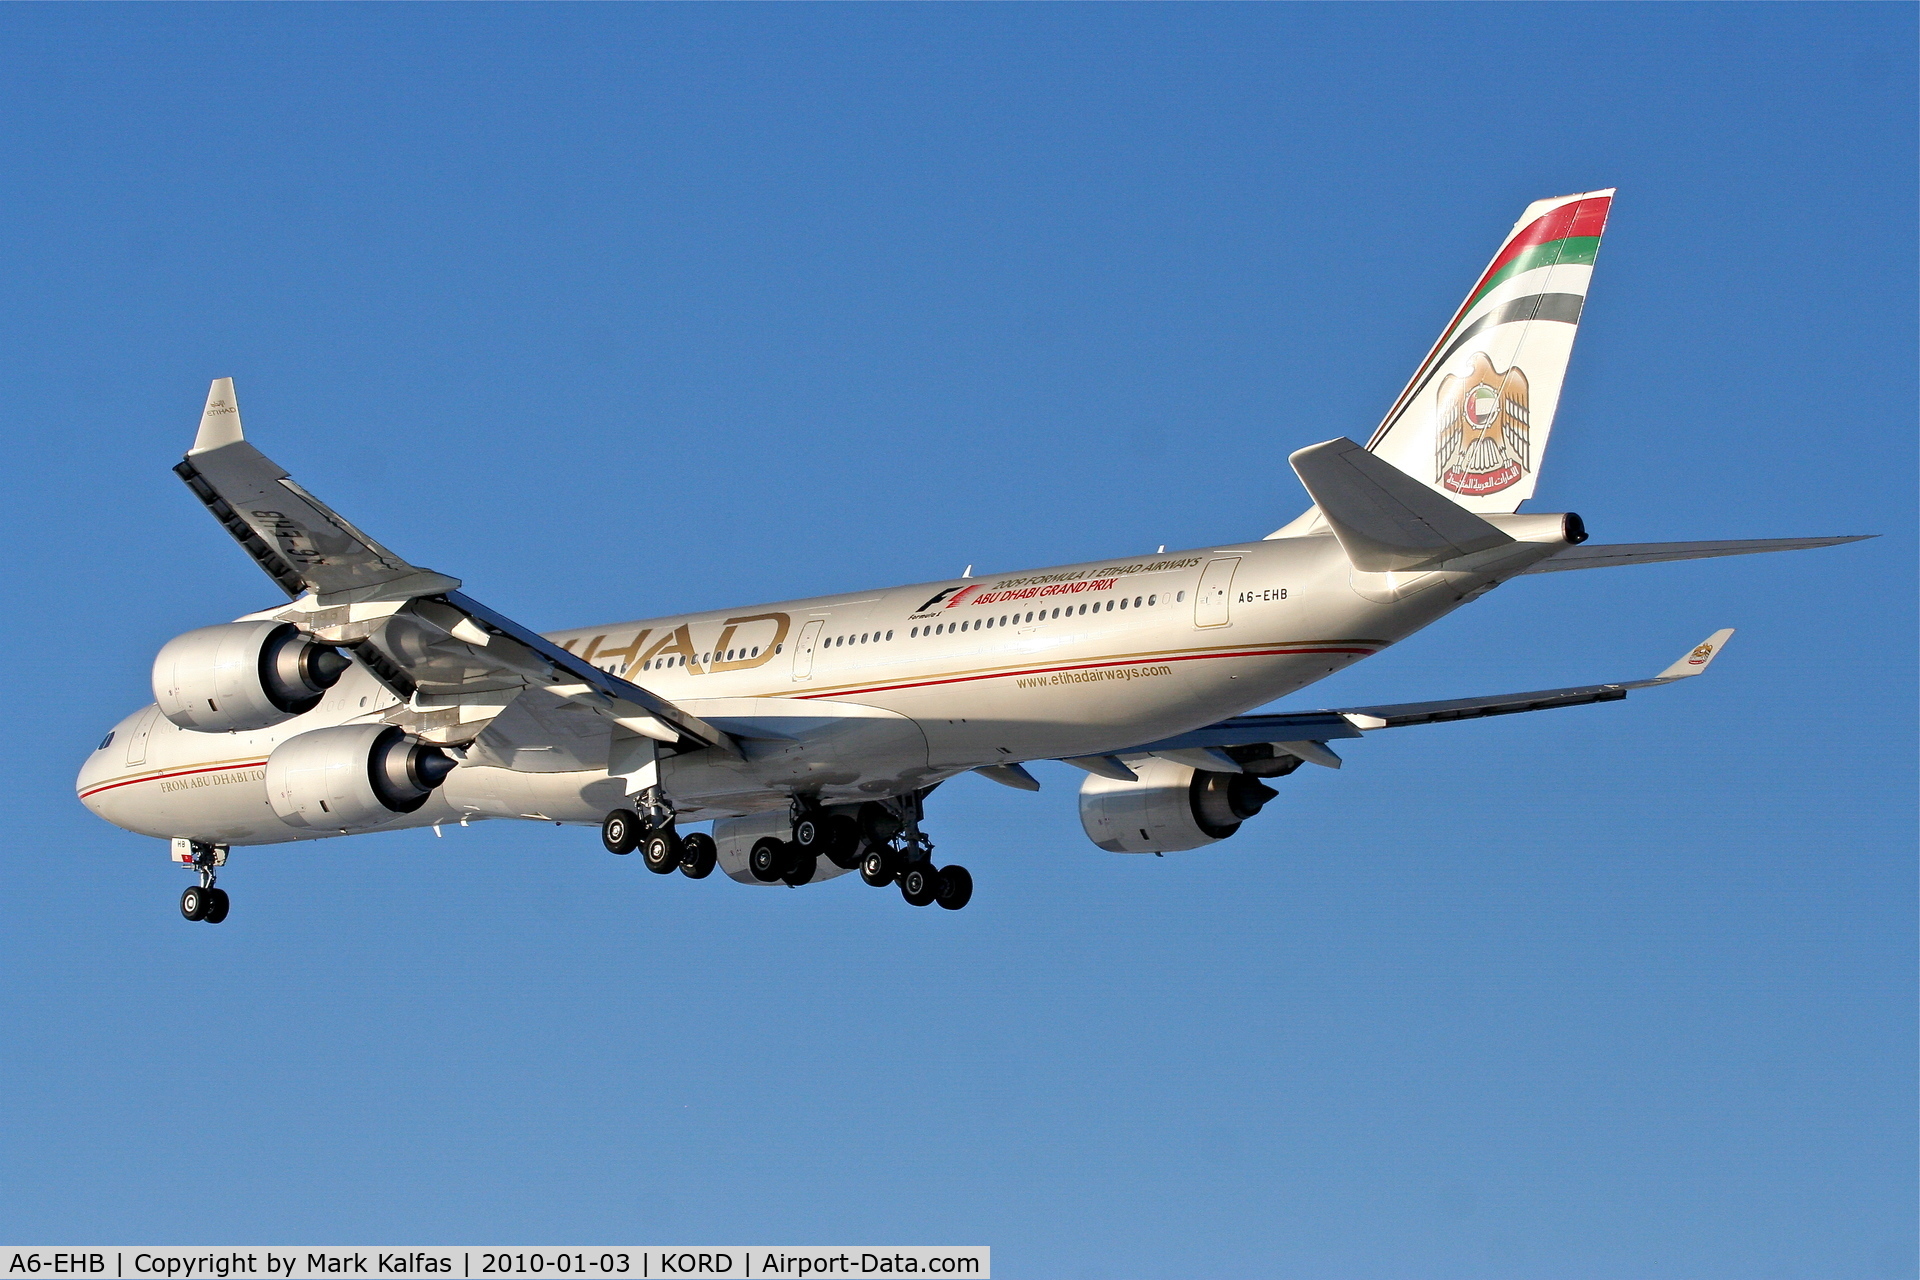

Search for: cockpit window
xmin=97 ymin=731 xmax=115 ymax=751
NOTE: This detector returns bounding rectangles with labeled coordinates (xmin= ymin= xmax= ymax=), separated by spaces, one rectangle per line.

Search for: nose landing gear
xmin=175 ymin=841 xmax=230 ymax=923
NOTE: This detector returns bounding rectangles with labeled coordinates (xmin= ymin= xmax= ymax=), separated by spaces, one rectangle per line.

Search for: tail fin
xmin=1272 ymin=189 xmax=1614 ymax=535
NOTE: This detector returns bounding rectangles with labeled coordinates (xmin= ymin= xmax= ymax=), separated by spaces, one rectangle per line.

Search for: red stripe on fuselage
xmin=78 ymin=759 xmax=270 ymax=800
xmin=790 ymin=644 xmax=1379 ymax=700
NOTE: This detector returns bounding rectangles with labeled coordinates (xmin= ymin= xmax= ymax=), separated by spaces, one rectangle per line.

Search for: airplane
xmin=76 ymin=189 xmax=1870 ymax=923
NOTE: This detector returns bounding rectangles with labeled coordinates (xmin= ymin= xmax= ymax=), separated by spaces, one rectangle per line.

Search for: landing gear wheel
xmin=602 ymin=809 xmax=641 ymax=855
xmin=899 ymin=862 xmax=941 ymax=907
xmin=781 ymin=852 xmax=818 ymax=887
xmin=678 ymin=832 xmax=717 ymax=879
xmin=202 ymin=887 xmax=231 ymax=923
xmin=180 ymin=885 xmax=211 ymax=922
xmin=859 ymin=847 xmax=897 ymax=887
xmin=934 ymin=865 xmax=971 ymax=910
xmin=749 ymin=837 xmax=788 ymax=883
xmin=642 ymin=829 xmax=682 ymax=874
xmin=792 ymin=815 xmax=827 ymax=855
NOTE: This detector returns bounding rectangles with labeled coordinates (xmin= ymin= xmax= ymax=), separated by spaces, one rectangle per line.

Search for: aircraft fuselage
xmin=77 ymin=529 xmax=1563 ymax=848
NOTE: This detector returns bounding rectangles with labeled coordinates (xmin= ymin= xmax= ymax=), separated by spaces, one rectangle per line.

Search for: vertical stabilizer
xmin=1272 ymin=190 xmax=1613 ymax=535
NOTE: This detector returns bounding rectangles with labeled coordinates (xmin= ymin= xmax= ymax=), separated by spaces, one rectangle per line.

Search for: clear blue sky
xmin=1 ymin=5 xmax=1912 ymax=1276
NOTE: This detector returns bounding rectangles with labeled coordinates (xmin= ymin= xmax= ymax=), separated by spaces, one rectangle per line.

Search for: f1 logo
xmin=913 ymin=585 xmax=977 ymax=612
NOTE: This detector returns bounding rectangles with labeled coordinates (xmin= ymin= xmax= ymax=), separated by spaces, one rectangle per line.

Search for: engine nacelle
xmin=1078 ymin=757 xmax=1279 ymax=853
xmin=153 ymin=620 xmax=352 ymax=732
xmin=266 ymin=724 xmax=457 ymax=832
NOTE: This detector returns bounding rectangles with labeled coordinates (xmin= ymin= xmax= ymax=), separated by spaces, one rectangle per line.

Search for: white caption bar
xmin=1 ymin=1252 xmax=987 ymax=1280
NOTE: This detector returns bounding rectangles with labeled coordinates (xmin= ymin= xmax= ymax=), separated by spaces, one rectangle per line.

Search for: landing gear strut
xmin=177 ymin=841 xmax=230 ymax=923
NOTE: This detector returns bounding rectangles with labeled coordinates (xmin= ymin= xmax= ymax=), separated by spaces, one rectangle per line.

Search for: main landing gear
xmin=849 ymin=796 xmax=973 ymax=911
xmin=601 ymin=803 xmax=718 ymax=881
xmin=603 ymin=790 xmax=972 ymax=910
xmin=178 ymin=842 xmax=230 ymax=923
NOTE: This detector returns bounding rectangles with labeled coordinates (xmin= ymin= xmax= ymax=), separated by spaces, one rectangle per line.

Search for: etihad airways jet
xmin=78 ymin=190 xmax=1867 ymax=923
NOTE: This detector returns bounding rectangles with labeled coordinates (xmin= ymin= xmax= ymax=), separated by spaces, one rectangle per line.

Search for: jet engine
xmin=1078 ymin=757 xmax=1280 ymax=853
xmin=153 ymin=620 xmax=352 ymax=732
xmin=265 ymin=723 xmax=457 ymax=832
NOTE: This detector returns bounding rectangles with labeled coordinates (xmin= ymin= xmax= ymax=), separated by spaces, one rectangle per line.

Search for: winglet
xmin=191 ymin=377 xmax=245 ymax=454
xmin=1652 ymin=628 xmax=1735 ymax=682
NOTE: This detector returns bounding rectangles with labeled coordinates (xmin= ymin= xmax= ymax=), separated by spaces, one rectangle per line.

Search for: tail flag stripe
xmin=1375 ymin=192 xmax=1614 ymax=443
xmin=1360 ymin=189 xmax=1614 ymax=514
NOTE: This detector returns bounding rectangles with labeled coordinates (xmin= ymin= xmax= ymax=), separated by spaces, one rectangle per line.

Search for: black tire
xmin=749 ymin=837 xmax=788 ymax=883
xmin=792 ymin=814 xmax=825 ymax=853
xmin=642 ymin=829 xmax=682 ymax=874
xmin=820 ymin=815 xmax=862 ymax=868
xmin=678 ymin=832 xmax=717 ymax=879
xmin=602 ymin=809 xmax=641 ymax=855
xmin=202 ymin=887 xmax=231 ymax=923
xmin=899 ymin=862 xmax=940 ymax=907
xmin=859 ymin=847 xmax=896 ymax=887
xmin=179 ymin=885 xmax=210 ymax=922
xmin=934 ymin=865 xmax=972 ymax=911
xmin=781 ymin=852 xmax=818 ymax=887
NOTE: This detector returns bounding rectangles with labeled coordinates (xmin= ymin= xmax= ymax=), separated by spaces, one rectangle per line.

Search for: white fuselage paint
xmin=76 ymin=530 xmax=1564 ymax=847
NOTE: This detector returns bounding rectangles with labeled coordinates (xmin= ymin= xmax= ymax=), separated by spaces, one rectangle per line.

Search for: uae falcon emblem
xmin=1435 ymin=351 xmax=1531 ymax=496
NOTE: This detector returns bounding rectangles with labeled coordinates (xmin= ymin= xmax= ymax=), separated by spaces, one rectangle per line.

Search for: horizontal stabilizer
xmin=1289 ymin=437 xmax=1513 ymax=572
xmin=1520 ymin=535 xmax=1873 ymax=574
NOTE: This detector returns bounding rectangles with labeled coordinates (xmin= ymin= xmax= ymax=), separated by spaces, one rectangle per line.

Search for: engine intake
xmin=154 ymin=620 xmax=352 ymax=732
xmin=1079 ymin=758 xmax=1279 ymax=853
xmin=266 ymin=723 xmax=457 ymax=832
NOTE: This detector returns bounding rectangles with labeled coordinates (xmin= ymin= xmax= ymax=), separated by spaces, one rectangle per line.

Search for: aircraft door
xmin=124 ymin=705 xmax=160 ymax=766
xmin=1195 ymin=557 xmax=1240 ymax=627
xmin=792 ymin=620 xmax=824 ymax=680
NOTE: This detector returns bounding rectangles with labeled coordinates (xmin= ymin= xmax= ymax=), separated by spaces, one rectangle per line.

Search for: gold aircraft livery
xmin=78 ymin=190 xmax=1869 ymax=922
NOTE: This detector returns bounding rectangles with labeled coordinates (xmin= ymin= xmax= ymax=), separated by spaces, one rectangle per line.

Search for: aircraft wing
xmin=174 ymin=379 xmax=739 ymax=757
xmin=1090 ymin=629 xmax=1734 ymax=774
xmin=1519 ymin=536 xmax=1871 ymax=573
